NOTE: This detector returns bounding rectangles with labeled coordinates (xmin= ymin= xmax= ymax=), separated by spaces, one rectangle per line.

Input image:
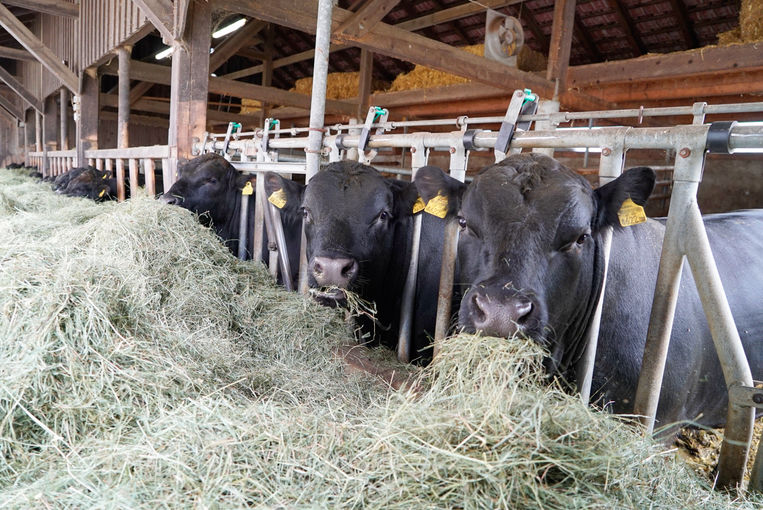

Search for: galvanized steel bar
xmin=269 ymin=205 xmax=294 ymax=292
xmin=237 ymin=191 xmax=250 ymax=260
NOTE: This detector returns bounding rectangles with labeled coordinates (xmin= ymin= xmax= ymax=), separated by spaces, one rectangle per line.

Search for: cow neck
xmin=554 ymin=232 xmax=607 ymax=380
xmin=217 ymin=188 xmax=246 ymax=254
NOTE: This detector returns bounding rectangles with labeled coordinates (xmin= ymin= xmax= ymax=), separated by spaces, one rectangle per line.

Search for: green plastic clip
xmin=372 ymin=106 xmax=387 ymax=121
xmin=268 ymin=118 xmax=278 ymax=128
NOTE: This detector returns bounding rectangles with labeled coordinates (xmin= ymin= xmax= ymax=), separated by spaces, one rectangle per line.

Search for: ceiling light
xmin=155 ymin=46 xmax=173 ymax=60
xmin=212 ymin=18 xmax=246 ymax=39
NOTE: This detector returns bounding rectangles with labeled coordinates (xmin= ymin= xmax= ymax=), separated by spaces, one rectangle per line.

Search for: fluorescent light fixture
xmin=155 ymin=46 xmax=173 ymax=60
xmin=212 ymin=18 xmax=246 ymax=39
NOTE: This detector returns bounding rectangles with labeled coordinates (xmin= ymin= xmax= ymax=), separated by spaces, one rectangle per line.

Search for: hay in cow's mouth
xmin=0 ymin=167 xmax=760 ymax=509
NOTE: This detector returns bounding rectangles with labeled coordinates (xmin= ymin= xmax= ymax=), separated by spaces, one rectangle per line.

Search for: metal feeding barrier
xmin=195 ymin=94 xmax=763 ymax=491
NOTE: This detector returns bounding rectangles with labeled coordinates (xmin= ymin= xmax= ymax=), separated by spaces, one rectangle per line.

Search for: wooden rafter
xmin=335 ymin=0 xmax=400 ymax=40
xmin=129 ymin=81 xmax=154 ymax=106
xmin=220 ymin=0 xmax=522 ymax=81
xmin=666 ymin=0 xmax=698 ymax=48
xmin=0 ymin=66 xmax=41 ymax=112
xmin=516 ymin=6 xmax=548 ymax=51
xmin=0 ymin=45 xmax=33 ymax=60
xmin=173 ymin=0 xmax=191 ymax=41
xmin=101 ymin=58 xmax=358 ymax=116
xmin=604 ymin=0 xmax=646 ymax=56
xmin=573 ymin=15 xmax=601 ymax=63
xmin=132 ymin=0 xmax=174 ymax=44
xmin=1 ymin=0 xmax=78 ymax=18
xmin=209 ymin=20 xmax=267 ymax=72
xmin=0 ymin=92 xmax=21 ymax=119
xmin=216 ymin=0 xmax=612 ymax=111
xmin=0 ymin=3 xmax=79 ymax=93
xmin=100 ymin=93 xmax=261 ymax=126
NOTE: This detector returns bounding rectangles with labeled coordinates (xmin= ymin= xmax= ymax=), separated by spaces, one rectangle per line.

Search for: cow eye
xmin=457 ymin=216 xmax=467 ymax=231
xmin=576 ymin=233 xmax=590 ymax=245
xmin=205 ymin=177 xmax=218 ymax=185
xmin=301 ymin=207 xmax=312 ymax=223
xmin=378 ymin=211 xmax=389 ymax=222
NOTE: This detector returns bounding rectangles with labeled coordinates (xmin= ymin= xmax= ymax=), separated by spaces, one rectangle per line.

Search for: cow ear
xmin=414 ymin=165 xmax=467 ymax=218
xmin=594 ymin=166 xmax=656 ymax=229
xmin=263 ymin=172 xmax=304 ymax=213
xmin=389 ymin=179 xmax=419 ymax=219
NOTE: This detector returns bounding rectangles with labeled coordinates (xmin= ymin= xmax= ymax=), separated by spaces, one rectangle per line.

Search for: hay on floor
xmin=0 ymin=168 xmax=760 ymax=508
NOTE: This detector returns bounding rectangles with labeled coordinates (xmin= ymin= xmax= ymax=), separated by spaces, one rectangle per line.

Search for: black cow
xmin=265 ymin=161 xmax=449 ymax=360
xmin=53 ymin=166 xmax=92 ymax=192
xmin=415 ymin=153 xmax=762 ymax=429
xmin=161 ymin=154 xmax=301 ymax=284
xmin=62 ymin=167 xmax=114 ymax=201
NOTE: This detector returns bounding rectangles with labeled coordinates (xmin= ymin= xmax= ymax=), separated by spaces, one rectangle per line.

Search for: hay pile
xmin=717 ymin=0 xmax=763 ymax=44
xmin=388 ymin=44 xmax=546 ymax=92
xmin=291 ymin=71 xmax=389 ymax=100
xmin=1 ymin=169 xmax=761 ymax=507
xmin=239 ymin=98 xmax=262 ymax=115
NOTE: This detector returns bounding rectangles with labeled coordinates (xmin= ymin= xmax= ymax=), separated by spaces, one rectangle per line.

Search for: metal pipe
xmin=237 ymin=191 xmax=249 ymax=260
xmin=683 ymin=201 xmax=754 ymax=489
xmin=752 ymin=439 xmax=763 ymax=492
xmin=398 ymin=213 xmax=422 ymax=363
xmin=253 ymin=175 xmax=266 ymax=267
xmin=269 ymin=205 xmax=294 ymax=291
xmin=433 ymin=218 xmax=459 ymax=358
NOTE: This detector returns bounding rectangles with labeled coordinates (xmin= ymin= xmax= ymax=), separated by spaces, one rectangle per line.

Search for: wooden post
xmin=261 ymin=23 xmax=274 ymax=124
xmin=42 ymin=94 xmax=56 ymax=176
xmin=59 ymin=88 xmax=68 ymax=150
xmin=22 ymin=115 xmax=28 ymax=165
xmin=77 ymin=68 xmax=99 ymax=167
xmin=546 ymin=0 xmax=576 ymax=92
xmin=117 ymin=46 xmax=131 ymax=201
xmin=167 ymin=0 xmax=210 ymax=187
xmin=357 ymin=47 xmax=373 ymax=119
xmin=34 ymin=110 xmax=41 ymax=151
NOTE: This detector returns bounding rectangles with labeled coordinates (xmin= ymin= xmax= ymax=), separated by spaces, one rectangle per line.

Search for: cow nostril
xmin=341 ymin=259 xmax=357 ymax=279
xmin=472 ymin=294 xmax=487 ymax=324
xmin=515 ymin=300 xmax=533 ymax=323
xmin=312 ymin=261 xmax=323 ymax=276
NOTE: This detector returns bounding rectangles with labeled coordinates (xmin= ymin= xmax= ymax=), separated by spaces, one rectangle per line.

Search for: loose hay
xmin=291 ymin=72 xmax=390 ymax=100
xmin=1 ymin=169 xmax=760 ymax=508
xmin=717 ymin=0 xmax=763 ymax=44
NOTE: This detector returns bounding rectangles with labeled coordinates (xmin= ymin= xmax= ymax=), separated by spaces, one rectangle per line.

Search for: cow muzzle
xmin=159 ymin=194 xmax=181 ymax=205
xmin=311 ymin=256 xmax=358 ymax=288
xmin=462 ymin=286 xmax=538 ymax=339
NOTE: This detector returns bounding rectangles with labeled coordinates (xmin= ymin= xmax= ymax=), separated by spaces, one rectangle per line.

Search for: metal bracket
xmin=462 ymin=129 xmax=482 ymax=151
xmin=729 ymin=381 xmax=763 ymax=409
xmin=260 ymin=118 xmax=279 ymax=158
xmin=222 ymin=122 xmax=242 ymax=159
xmin=358 ymin=106 xmax=389 ymax=164
xmin=495 ymin=88 xmax=538 ymax=162
xmin=706 ymin=121 xmax=737 ymax=154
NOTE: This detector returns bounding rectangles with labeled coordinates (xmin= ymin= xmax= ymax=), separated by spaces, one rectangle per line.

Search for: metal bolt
xmin=410 ymin=147 xmax=416 ymax=153
xmin=679 ymin=148 xmax=691 ymax=158
xmin=449 ymin=147 xmax=456 ymax=154
xmin=753 ymin=393 xmax=763 ymax=405
xmin=601 ymin=147 xmax=612 ymax=156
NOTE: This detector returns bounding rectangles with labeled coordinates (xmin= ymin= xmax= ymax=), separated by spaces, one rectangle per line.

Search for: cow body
xmin=161 ymin=154 xmax=301 ymax=285
xmin=415 ymin=153 xmax=762 ymax=429
xmin=266 ymin=162 xmax=448 ymax=360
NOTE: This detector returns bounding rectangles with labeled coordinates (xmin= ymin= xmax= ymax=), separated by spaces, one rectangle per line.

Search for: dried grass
xmin=717 ymin=0 xmax=763 ymax=45
xmin=1 ymin=168 xmax=760 ymax=508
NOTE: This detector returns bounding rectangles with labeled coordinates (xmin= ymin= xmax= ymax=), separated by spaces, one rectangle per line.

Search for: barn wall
xmin=15 ymin=0 xmax=148 ymax=100
xmin=98 ymin=118 xmax=167 ymax=149
xmin=698 ymin=155 xmax=763 ymax=213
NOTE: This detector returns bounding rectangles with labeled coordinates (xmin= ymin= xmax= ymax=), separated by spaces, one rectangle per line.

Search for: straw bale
xmin=517 ymin=44 xmax=548 ymax=72
xmin=239 ymin=98 xmax=261 ymax=115
xmin=717 ymin=27 xmax=742 ymax=46
xmin=741 ymin=0 xmax=763 ymax=42
xmin=291 ymin=72 xmax=389 ymax=100
xmin=0 ymin=168 xmax=760 ymax=508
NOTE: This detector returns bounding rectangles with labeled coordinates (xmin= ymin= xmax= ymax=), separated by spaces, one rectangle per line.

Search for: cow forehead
xmin=179 ymin=155 xmax=231 ymax=179
xmin=305 ymin=167 xmax=391 ymax=212
xmin=464 ymin=164 xmax=595 ymax=237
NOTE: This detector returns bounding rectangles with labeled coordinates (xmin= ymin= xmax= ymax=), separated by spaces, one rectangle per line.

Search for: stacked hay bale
xmin=717 ymin=0 xmax=763 ymax=44
xmin=239 ymin=98 xmax=262 ymax=115
xmin=388 ymin=44 xmax=547 ymax=92
xmin=0 ymin=169 xmax=760 ymax=507
xmin=291 ymin=71 xmax=390 ymax=99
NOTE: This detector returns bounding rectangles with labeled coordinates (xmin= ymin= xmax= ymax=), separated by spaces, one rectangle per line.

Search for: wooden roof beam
xmin=603 ymin=0 xmax=646 ymax=56
xmin=335 ymin=0 xmax=400 ymax=39
xmin=220 ymin=0 xmax=522 ymax=81
xmin=517 ymin=7 xmax=548 ymax=51
xmin=567 ymin=42 xmax=763 ymax=87
xmin=0 ymin=66 xmax=41 ymax=112
xmin=546 ymin=0 xmax=576 ymax=88
xmin=574 ymin=15 xmax=602 ymax=62
xmin=216 ymin=0 xmax=612 ymax=111
xmin=132 ymin=0 xmax=175 ymax=44
xmin=1 ymin=0 xmax=78 ymax=18
xmin=0 ymin=92 xmax=21 ymax=119
xmin=0 ymin=45 xmax=34 ymax=61
xmin=101 ymin=58 xmax=357 ymax=116
xmin=0 ymin=4 xmax=79 ymax=93
xmin=129 ymin=81 xmax=154 ymax=106
xmin=209 ymin=20 xmax=267 ymax=72
xmin=666 ymin=0 xmax=698 ymax=49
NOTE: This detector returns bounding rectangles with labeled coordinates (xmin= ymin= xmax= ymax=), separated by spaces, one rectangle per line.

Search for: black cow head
xmin=265 ymin=161 xmax=418 ymax=310
xmin=415 ymin=153 xmax=655 ymax=374
xmin=161 ymin=154 xmax=247 ymax=229
xmin=63 ymin=167 xmax=112 ymax=201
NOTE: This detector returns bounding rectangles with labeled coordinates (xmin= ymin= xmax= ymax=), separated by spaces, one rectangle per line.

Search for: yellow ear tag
xmin=98 ymin=189 xmax=106 ymax=198
xmin=617 ymin=197 xmax=647 ymax=227
xmin=412 ymin=196 xmax=426 ymax=214
xmin=102 ymin=173 xmax=108 ymax=180
xmin=424 ymin=192 xmax=449 ymax=219
xmin=241 ymin=181 xmax=254 ymax=196
xmin=268 ymin=188 xmax=287 ymax=209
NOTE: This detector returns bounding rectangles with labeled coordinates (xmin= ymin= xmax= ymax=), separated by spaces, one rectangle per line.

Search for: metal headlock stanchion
xmin=196 ymin=95 xmax=763 ymax=490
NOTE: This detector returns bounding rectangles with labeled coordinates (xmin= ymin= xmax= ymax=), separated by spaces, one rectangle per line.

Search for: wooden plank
xmin=546 ymin=0 xmax=576 ymax=88
xmin=357 ymin=47 xmax=373 ymax=119
xmin=666 ymin=0 xmax=698 ymax=49
xmin=0 ymin=92 xmax=21 ymax=119
xmin=0 ymin=4 xmax=79 ymax=92
xmin=77 ymin=68 xmax=99 ymax=166
xmin=0 ymin=45 xmax=34 ymax=60
xmin=567 ymin=42 xmax=763 ymax=88
xmin=396 ymin=0 xmax=522 ymax=32
xmin=132 ymin=0 xmax=174 ymax=43
xmin=0 ymin=66 xmax=42 ymax=112
xmin=603 ymin=0 xmax=644 ymax=56
xmin=85 ymin=145 xmax=170 ymax=159
xmin=117 ymin=47 xmax=130 ymax=150
xmin=222 ymin=43 xmax=351 ymax=80
xmin=129 ymin=81 xmax=153 ymax=105
xmin=334 ymin=0 xmax=400 ymax=39
xmin=1 ymin=0 xmax=78 ymax=18
xmin=209 ymin=19 xmax=267 ymax=72
xmin=174 ymin=0 xmax=191 ymax=41
xmin=217 ymin=0 xmax=611 ymax=111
